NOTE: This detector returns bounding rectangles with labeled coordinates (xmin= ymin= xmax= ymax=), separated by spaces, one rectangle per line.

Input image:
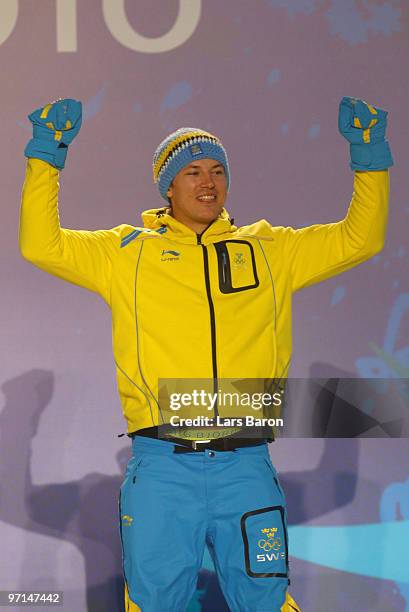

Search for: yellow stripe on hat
xmin=354 ymin=117 xmax=362 ymax=128
xmin=40 ymin=104 xmax=52 ymax=119
xmin=153 ymin=130 xmax=219 ymax=182
xmin=54 ymin=130 xmax=62 ymax=141
xmin=367 ymin=103 xmax=377 ymax=115
xmin=363 ymin=128 xmax=370 ymax=143
xmin=153 ymin=130 xmax=217 ymax=182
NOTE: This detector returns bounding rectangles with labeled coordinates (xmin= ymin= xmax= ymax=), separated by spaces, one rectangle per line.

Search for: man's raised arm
xmin=276 ymin=97 xmax=393 ymax=292
xmin=19 ymin=99 xmax=119 ymax=304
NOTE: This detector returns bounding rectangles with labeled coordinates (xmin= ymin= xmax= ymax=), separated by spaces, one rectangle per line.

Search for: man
xmin=19 ymin=97 xmax=392 ymax=611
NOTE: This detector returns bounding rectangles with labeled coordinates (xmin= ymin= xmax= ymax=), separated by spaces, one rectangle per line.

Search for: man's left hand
xmin=338 ymin=96 xmax=394 ymax=171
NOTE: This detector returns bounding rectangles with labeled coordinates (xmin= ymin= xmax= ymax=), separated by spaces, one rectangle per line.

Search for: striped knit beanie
xmin=152 ymin=127 xmax=230 ymax=202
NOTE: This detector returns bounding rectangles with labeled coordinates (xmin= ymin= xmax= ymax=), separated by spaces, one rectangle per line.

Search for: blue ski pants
xmin=119 ymin=435 xmax=296 ymax=611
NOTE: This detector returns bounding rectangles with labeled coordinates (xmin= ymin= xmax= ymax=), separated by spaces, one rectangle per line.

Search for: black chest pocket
xmin=214 ymin=240 xmax=259 ymax=293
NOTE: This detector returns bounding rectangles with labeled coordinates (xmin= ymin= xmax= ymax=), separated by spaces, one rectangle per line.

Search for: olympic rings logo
xmin=257 ymin=537 xmax=281 ymax=551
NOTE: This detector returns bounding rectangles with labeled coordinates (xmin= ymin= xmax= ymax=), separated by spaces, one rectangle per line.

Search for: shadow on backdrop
xmin=0 ymin=368 xmax=360 ymax=611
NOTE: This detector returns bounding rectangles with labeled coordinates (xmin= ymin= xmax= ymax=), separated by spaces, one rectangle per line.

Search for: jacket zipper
xmin=197 ymin=233 xmax=219 ymax=417
xmin=221 ymin=251 xmax=227 ymax=285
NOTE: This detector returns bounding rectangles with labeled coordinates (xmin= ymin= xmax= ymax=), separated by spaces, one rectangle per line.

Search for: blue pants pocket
xmin=241 ymin=505 xmax=288 ymax=578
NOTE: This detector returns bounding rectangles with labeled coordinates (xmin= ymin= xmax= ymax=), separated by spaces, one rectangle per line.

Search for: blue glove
xmin=338 ymin=96 xmax=393 ymax=171
xmin=24 ymin=98 xmax=82 ymax=170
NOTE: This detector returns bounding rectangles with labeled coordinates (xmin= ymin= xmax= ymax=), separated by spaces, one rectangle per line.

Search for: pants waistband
xmin=131 ymin=434 xmax=271 ymax=457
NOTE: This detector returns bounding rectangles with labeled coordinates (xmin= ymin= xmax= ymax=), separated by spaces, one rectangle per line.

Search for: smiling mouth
xmin=197 ymin=194 xmax=217 ymax=202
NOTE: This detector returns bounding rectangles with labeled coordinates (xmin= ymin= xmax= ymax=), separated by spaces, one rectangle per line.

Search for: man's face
xmin=166 ymin=158 xmax=228 ymax=233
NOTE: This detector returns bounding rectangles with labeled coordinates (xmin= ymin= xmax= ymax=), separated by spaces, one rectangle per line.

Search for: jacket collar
xmin=141 ymin=206 xmax=237 ymax=245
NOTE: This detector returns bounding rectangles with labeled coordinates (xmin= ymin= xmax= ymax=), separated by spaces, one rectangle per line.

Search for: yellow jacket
xmin=19 ymin=159 xmax=389 ymax=433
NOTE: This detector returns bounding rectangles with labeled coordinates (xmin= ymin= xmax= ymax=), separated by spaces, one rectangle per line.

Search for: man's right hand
xmin=24 ymin=98 xmax=82 ymax=170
